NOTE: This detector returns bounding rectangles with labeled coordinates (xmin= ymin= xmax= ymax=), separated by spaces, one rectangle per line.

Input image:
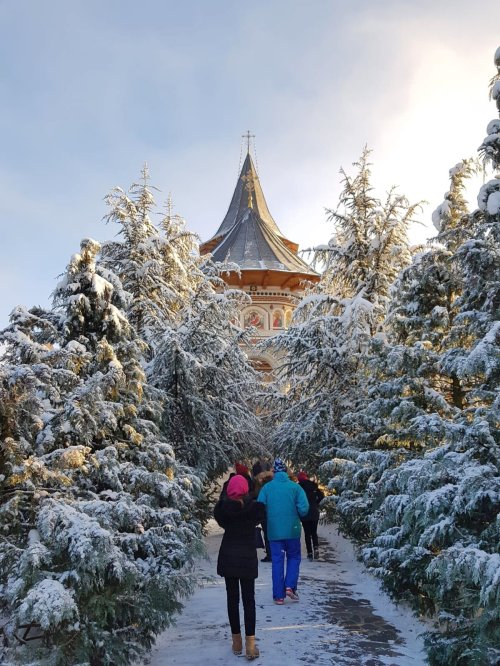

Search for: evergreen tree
xmin=151 ymin=257 xmax=263 ymax=480
xmin=101 ymin=167 xmax=196 ymax=349
xmin=101 ymin=169 xmax=264 ymax=482
xmin=268 ymin=148 xmax=418 ymax=468
xmin=339 ymin=157 xmax=479 ymax=465
xmin=318 ymin=146 xmax=418 ymax=330
xmin=321 ymin=154 xmax=481 ymax=535
xmin=0 ymin=239 xmax=202 ymax=666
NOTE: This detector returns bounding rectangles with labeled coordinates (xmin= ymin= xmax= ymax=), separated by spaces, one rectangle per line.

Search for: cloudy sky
xmin=1 ymin=0 xmax=498 ymax=327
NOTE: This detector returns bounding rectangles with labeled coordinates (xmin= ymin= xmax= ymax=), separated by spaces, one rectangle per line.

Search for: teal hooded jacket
xmin=257 ymin=471 xmax=309 ymax=541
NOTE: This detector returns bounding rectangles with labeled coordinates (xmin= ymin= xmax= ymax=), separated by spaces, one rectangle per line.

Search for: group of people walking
xmin=214 ymin=458 xmax=324 ymax=660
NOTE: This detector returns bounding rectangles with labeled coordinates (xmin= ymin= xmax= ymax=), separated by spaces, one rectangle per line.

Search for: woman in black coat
xmin=297 ymin=471 xmax=324 ymax=560
xmin=214 ymin=474 xmax=265 ymax=660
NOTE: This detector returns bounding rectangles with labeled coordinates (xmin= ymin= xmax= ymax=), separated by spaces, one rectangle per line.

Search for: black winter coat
xmin=214 ymin=497 xmax=266 ymax=579
xmin=298 ymin=479 xmax=324 ymax=522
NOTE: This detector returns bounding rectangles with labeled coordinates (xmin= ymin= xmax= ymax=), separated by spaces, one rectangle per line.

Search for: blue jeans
xmin=269 ymin=538 xmax=301 ymax=599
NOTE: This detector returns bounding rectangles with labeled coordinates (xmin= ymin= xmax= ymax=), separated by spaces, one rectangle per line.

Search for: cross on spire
xmin=242 ymin=130 xmax=255 ymax=154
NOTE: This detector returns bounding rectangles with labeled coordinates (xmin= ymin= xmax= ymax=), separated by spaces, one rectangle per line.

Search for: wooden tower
xmin=200 ymin=140 xmax=319 ymax=374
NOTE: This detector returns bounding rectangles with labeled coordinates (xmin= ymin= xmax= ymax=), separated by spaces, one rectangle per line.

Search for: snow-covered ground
xmin=139 ymin=521 xmax=429 ymax=666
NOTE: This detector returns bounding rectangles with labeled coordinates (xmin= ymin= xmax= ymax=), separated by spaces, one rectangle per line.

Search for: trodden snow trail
xmin=140 ymin=520 xmax=429 ymax=666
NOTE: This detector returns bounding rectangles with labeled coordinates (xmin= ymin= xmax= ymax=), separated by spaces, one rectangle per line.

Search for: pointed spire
xmin=200 ymin=143 xmax=318 ymax=280
xmin=208 ymin=152 xmax=282 ymax=240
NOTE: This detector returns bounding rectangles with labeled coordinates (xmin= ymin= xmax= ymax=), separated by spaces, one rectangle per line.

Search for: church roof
xmin=200 ymin=152 xmax=318 ymax=278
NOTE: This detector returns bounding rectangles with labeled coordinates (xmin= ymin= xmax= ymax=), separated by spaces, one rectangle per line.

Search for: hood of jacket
xmin=273 ymin=471 xmax=289 ymax=483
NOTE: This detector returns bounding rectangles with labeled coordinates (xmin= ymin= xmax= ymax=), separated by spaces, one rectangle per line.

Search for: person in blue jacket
xmin=257 ymin=458 xmax=309 ymax=604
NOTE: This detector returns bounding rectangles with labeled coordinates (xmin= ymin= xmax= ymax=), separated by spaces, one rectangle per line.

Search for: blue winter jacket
xmin=257 ymin=472 xmax=309 ymax=541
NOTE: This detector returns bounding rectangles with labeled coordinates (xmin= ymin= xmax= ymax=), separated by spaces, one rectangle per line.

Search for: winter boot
xmin=314 ymin=548 xmax=320 ymax=560
xmin=245 ymin=636 xmax=260 ymax=660
xmin=232 ymin=633 xmax=243 ymax=655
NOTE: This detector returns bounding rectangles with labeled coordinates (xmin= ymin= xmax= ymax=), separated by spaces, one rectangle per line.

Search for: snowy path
xmin=140 ymin=521 xmax=429 ymax=666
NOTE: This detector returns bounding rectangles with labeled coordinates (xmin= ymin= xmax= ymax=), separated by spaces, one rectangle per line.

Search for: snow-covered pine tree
xmin=157 ymin=193 xmax=200 ymax=318
xmin=319 ymin=147 xmax=417 ymax=331
xmin=151 ymin=256 xmax=264 ymax=481
xmin=326 ymin=158 xmax=478 ymax=512
xmin=0 ymin=238 xmax=202 ymax=666
xmin=101 ymin=166 xmax=196 ymax=350
xmin=101 ymin=168 xmax=264 ymax=482
xmin=268 ymin=148 xmax=418 ymax=470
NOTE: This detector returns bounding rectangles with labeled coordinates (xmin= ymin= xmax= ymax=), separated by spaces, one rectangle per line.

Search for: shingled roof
xmin=200 ymin=152 xmax=318 ymax=278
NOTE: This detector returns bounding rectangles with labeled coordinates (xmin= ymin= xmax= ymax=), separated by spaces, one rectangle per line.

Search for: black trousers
xmin=301 ymin=520 xmax=319 ymax=554
xmin=262 ymin=516 xmax=271 ymax=558
xmin=224 ymin=577 xmax=256 ymax=636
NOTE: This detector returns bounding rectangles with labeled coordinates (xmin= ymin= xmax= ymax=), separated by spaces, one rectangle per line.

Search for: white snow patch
xmin=18 ymin=579 xmax=77 ymax=630
xmin=486 ymin=190 xmax=500 ymax=215
xmin=92 ymin=273 xmax=112 ymax=298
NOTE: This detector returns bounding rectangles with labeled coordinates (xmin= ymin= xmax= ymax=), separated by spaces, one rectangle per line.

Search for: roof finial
xmin=242 ymin=130 xmax=255 ymax=155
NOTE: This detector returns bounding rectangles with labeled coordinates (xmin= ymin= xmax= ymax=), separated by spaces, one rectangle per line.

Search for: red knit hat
xmin=297 ymin=471 xmax=308 ymax=482
xmin=235 ymin=463 xmax=249 ymax=477
xmin=227 ymin=474 xmax=249 ymax=500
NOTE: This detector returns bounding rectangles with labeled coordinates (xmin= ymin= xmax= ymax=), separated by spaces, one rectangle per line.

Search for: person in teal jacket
xmin=257 ymin=459 xmax=309 ymax=603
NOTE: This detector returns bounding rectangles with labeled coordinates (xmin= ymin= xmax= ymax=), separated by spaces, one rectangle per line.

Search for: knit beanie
xmin=297 ymin=471 xmax=308 ymax=482
xmin=227 ymin=474 xmax=249 ymax=500
xmin=235 ymin=463 xmax=250 ymax=477
xmin=273 ymin=458 xmax=287 ymax=474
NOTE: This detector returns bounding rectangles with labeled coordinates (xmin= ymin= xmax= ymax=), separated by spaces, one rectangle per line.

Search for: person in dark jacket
xmin=214 ymin=474 xmax=265 ymax=660
xmin=235 ymin=462 xmax=254 ymax=492
xmin=297 ymin=471 xmax=325 ymax=560
xmin=251 ymin=457 xmax=272 ymax=477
